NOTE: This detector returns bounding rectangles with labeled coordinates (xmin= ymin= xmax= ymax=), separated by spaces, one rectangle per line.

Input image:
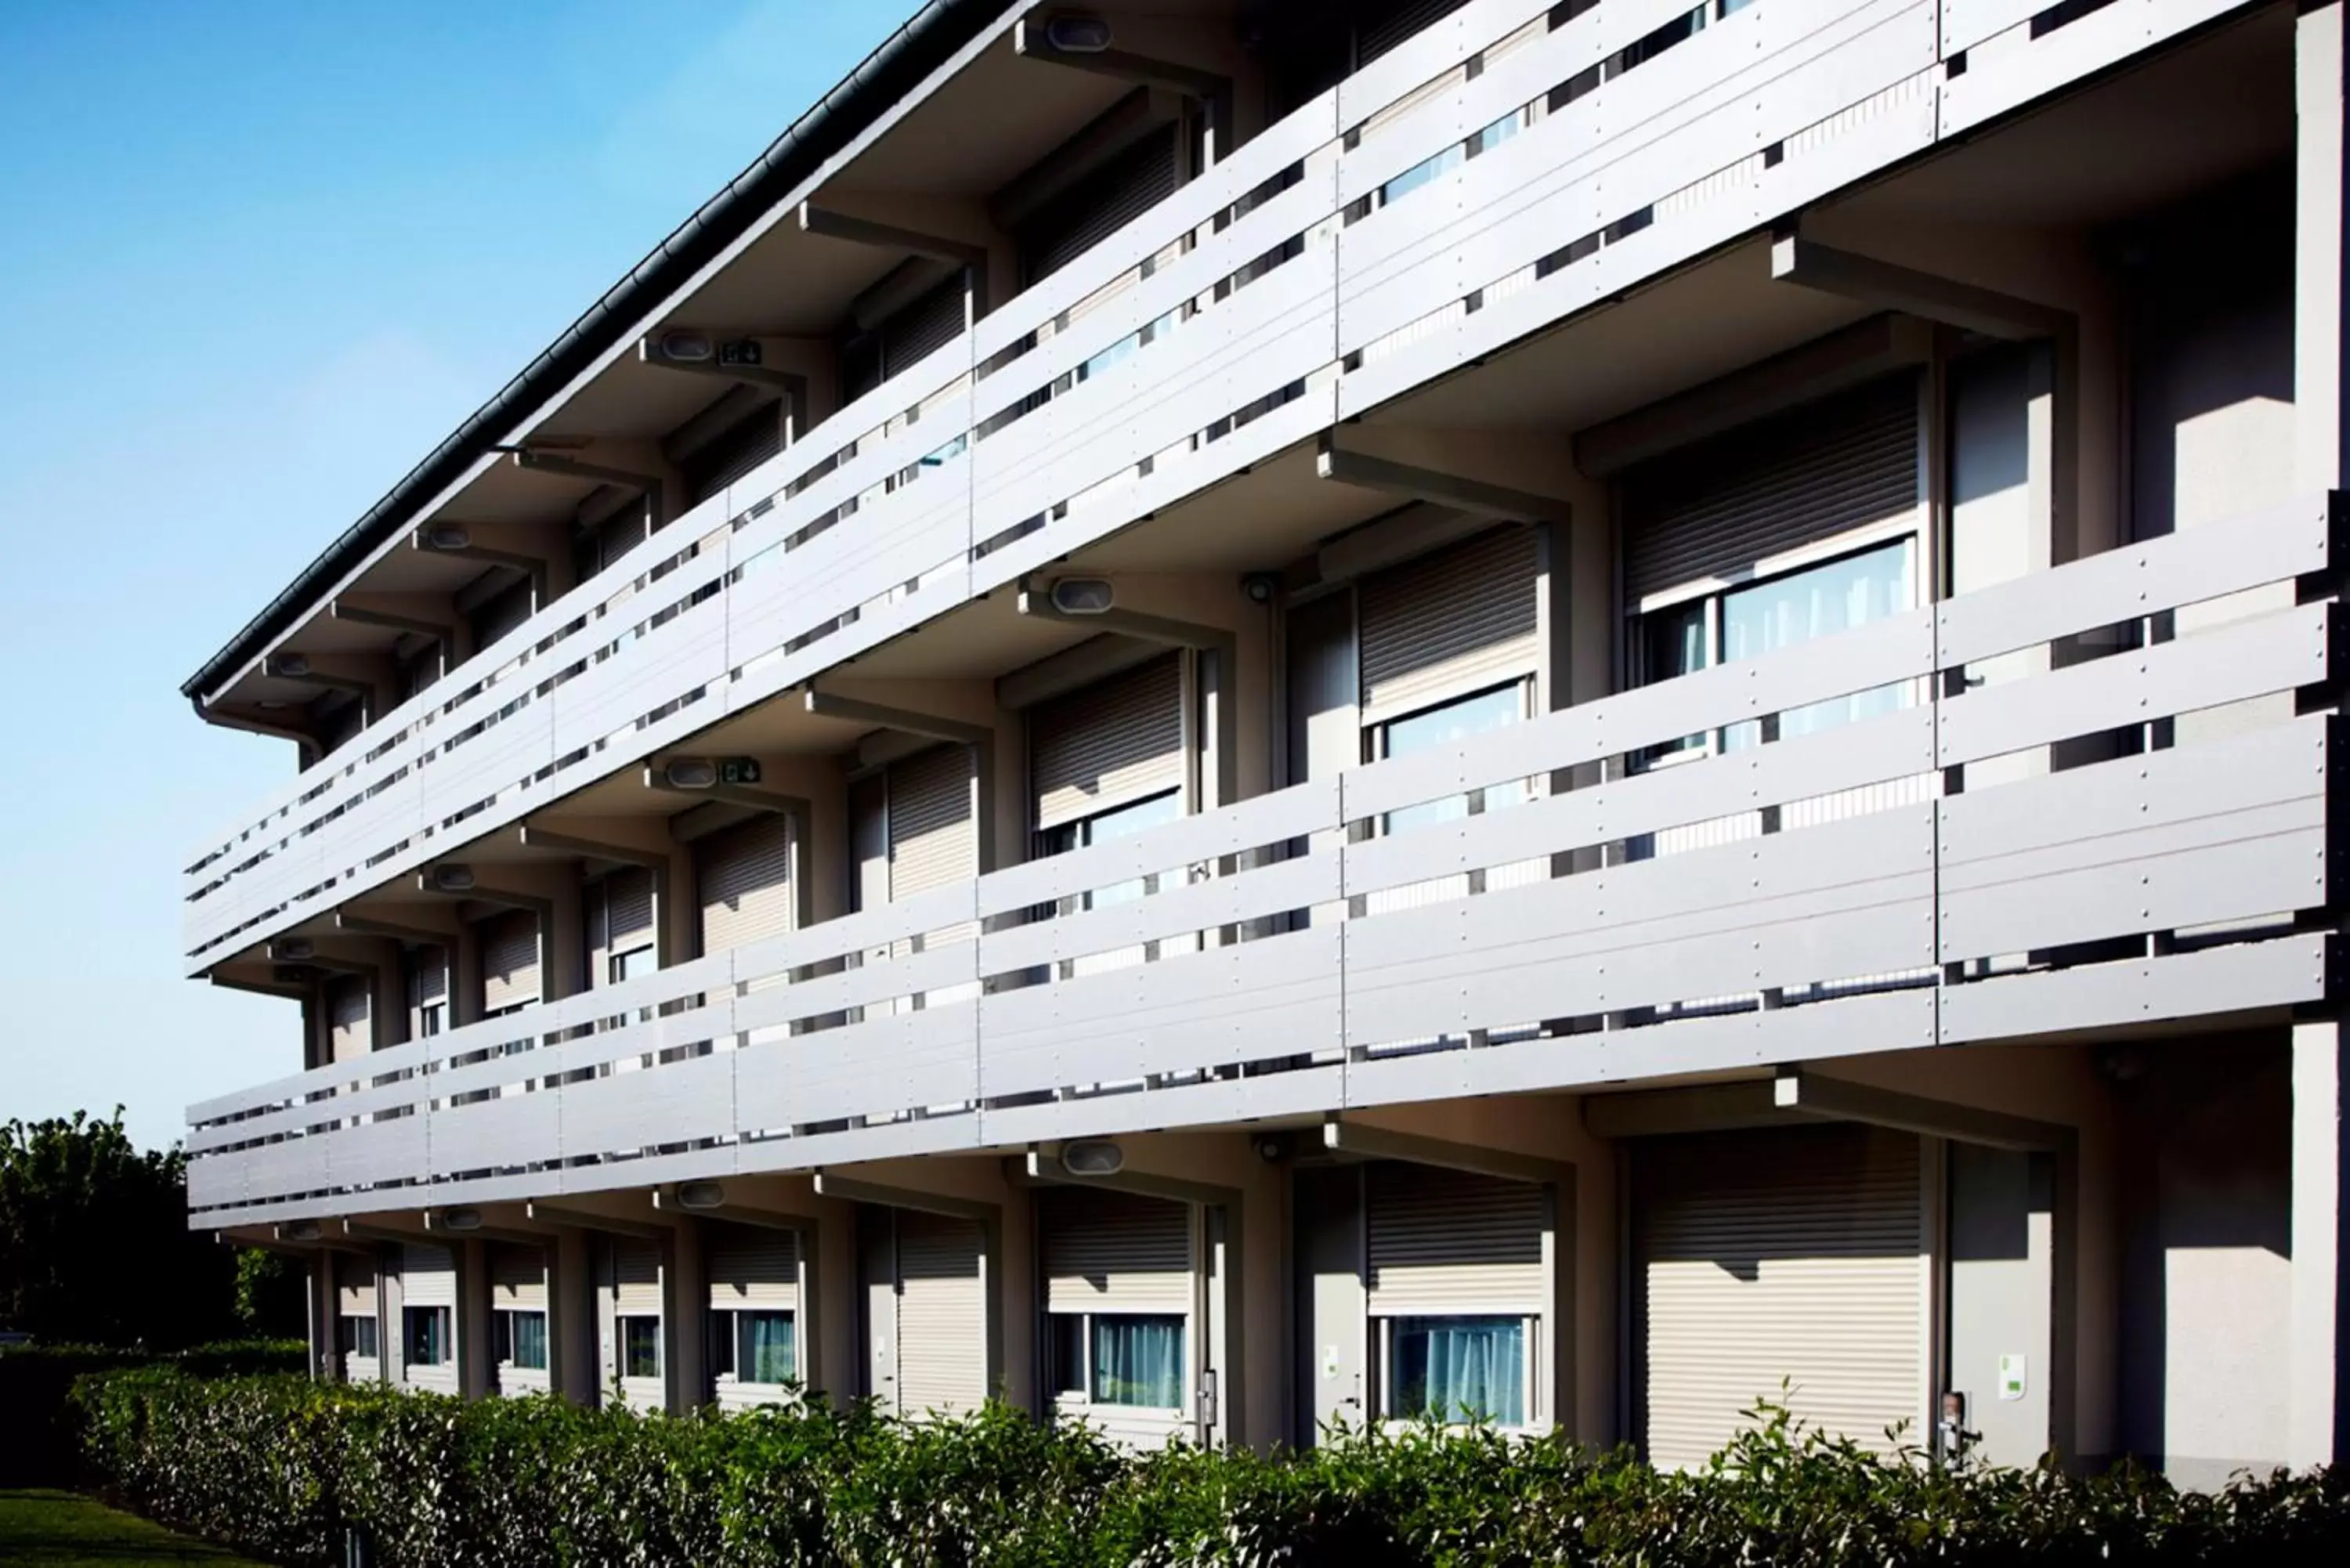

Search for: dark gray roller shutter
xmin=591 ymin=867 xmax=656 ymax=981
xmin=479 ymin=911 xmax=541 ymax=1013
xmin=682 ymin=402 xmax=783 ymax=507
xmin=1623 ymin=374 xmax=1921 ymax=607
xmin=1020 ymin=122 xmax=1180 ymax=285
xmin=408 ymin=946 xmax=448 ymax=1034
xmin=1360 ymin=0 xmax=1470 ymax=65
xmin=1358 ymin=526 xmax=1538 ymax=714
xmin=890 ymin=746 xmax=977 ymax=898
xmin=884 ymin=275 xmax=971 ymax=378
xmin=471 ymin=576 xmax=534 ymax=651
xmin=1029 ymin=652 xmax=1184 ymax=829
xmin=493 ymin=1245 xmax=548 ymax=1311
xmin=1635 ymin=1122 xmax=1923 ymax=1469
xmin=698 ymin=813 xmax=795 ymax=953
xmin=709 ymin=1230 xmax=798 ymax=1310
xmin=1365 ymin=1162 xmax=1546 ymax=1314
xmin=1041 ymin=1187 xmax=1191 ymax=1312
xmin=613 ymin=1239 xmax=663 ymax=1316
xmin=327 ymin=974 xmax=372 ymax=1061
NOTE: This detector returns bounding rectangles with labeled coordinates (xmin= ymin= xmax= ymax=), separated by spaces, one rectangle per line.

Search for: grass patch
xmin=0 ymin=1490 xmax=266 ymax=1566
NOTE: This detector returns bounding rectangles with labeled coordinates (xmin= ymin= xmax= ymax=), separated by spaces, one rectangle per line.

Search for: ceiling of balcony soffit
xmin=1078 ymin=444 xmax=1390 ymax=573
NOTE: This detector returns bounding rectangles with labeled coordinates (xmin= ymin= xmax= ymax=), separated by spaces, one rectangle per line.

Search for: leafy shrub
xmin=0 ymin=1339 xmax=304 ymax=1484
xmin=75 ymin=1371 xmax=2350 ymax=1567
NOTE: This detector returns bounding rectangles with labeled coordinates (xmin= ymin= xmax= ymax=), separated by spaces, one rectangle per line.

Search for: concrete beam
xmin=1315 ymin=433 xmax=1571 ymax=524
xmin=798 ymin=202 xmax=989 ymax=268
xmin=811 ymin=1172 xmax=1001 ymax=1222
xmin=1321 ymin=1117 xmax=1574 ymax=1187
xmin=652 ymin=1189 xmax=813 ymax=1233
xmin=1582 ymin=1080 xmax=1795 ymax=1139
xmin=519 ymin=822 xmax=673 ymax=869
xmin=1773 ymin=1068 xmax=2073 ymax=1152
xmin=1770 ymin=235 xmax=2071 ymax=341
xmin=1013 ymin=19 xmax=1231 ymax=100
xmin=525 ymin=1201 xmax=667 ymax=1239
xmin=804 ymin=688 xmax=993 ymax=747
xmin=1018 ymin=1148 xmax=1240 ymax=1209
xmin=643 ymin=763 xmax=811 ymax=823
xmin=334 ymin=909 xmax=462 ymax=944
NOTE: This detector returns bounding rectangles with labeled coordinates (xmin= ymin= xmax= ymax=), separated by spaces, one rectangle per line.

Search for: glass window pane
xmin=739 ymin=1311 xmax=796 ymax=1384
xmin=620 ymin=1316 xmax=661 ymax=1378
xmin=707 ymin=1312 xmax=737 ymax=1379
xmin=1381 ymin=685 xmax=1524 ymax=833
xmin=1389 ymin=1315 xmax=1525 ymax=1426
xmin=609 ymin=945 xmax=656 ymax=984
xmin=1047 ymin=1313 xmax=1086 ymax=1396
xmin=1075 ymin=789 xmax=1182 ymax=909
xmin=405 ymin=1306 xmax=447 ymax=1367
xmin=508 ymin=1311 xmax=548 ymax=1371
xmin=1719 ymin=540 xmax=1911 ymax=743
xmin=1090 ymin=1313 xmax=1185 ymax=1408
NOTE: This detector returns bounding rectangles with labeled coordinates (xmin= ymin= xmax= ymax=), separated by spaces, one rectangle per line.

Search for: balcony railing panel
xmin=181 ymin=0 xmax=2260 ymax=974
xmin=185 ymin=492 xmax=2339 ymax=1227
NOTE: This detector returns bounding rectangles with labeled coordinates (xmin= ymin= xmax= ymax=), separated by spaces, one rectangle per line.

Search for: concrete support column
xmin=552 ymin=1227 xmax=598 ymax=1404
xmin=457 ymin=1239 xmax=494 ymax=1400
xmin=547 ymin=876 xmax=586 ymax=1002
xmin=309 ymin=1252 xmax=334 ymax=1381
xmin=2299 ymin=0 xmax=2347 ymax=497
xmin=2290 ymin=1018 xmax=2345 ymax=1469
xmin=666 ymin=1219 xmax=708 ymax=1414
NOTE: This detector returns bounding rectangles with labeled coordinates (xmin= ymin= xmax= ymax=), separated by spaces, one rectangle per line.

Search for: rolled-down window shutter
xmin=897 ymin=1212 xmax=988 ymax=1414
xmin=1622 ymin=373 xmax=1922 ymax=608
xmin=890 ymin=746 xmax=978 ymax=898
xmin=327 ymin=976 xmax=372 ymax=1061
xmin=883 ymin=274 xmax=971 ymax=379
xmin=471 ymin=576 xmax=533 ymax=651
xmin=592 ymin=867 xmax=656 ymax=980
xmin=709 ymin=1230 xmax=799 ymax=1310
xmin=1636 ymin=1123 xmax=1923 ymax=1468
xmin=1358 ymin=526 xmax=1538 ymax=717
xmin=402 ymin=1244 xmax=455 ymax=1309
xmin=479 ymin=911 xmax=541 ymax=1013
xmin=1359 ymin=0 xmax=1472 ymax=65
xmin=1020 ymin=120 xmax=1180 ymax=285
xmin=338 ymin=1258 xmax=378 ymax=1318
xmin=1030 ymin=652 xmax=1184 ymax=831
xmin=697 ymin=813 xmax=795 ymax=954
xmin=492 ymin=1246 xmax=548 ymax=1312
xmin=1043 ymin=1188 xmax=1191 ymax=1312
xmin=613 ymin=1240 xmax=663 ymax=1316
xmin=1366 ymin=1163 xmax=1546 ymax=1315
xmin=682 ymin=401 xmax=783 ymax=508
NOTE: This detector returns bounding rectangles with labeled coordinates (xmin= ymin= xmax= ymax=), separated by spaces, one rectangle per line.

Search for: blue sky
xmin=0 ymin=1 xmax=896 ymax=1151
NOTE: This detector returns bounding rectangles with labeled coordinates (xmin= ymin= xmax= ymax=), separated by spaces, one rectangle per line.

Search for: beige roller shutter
xmin=402 ymin=1244 xmax=455 ymax=1309
xmin=1030 ymin=652 xmax=1184 ymax=830
xmin=408 ymin=947 xmax=448 ymax=1031
xmin=889 ymin=746 xmax=978 ymax=898
xmin=479 ymin=911 xmax=541 ymax=1013
xmin=1019 ymin=119 xmax=1179 ymax=285
xmin=897 ymin=1212 xmax=988 ymax=1415
xmin=1358 ymin=526 xmax=1538 ymax=717
xmin=338 ymin=1257 xmax=378 ymax=1318
xmin=682 ymin=400 xmax=783 ymax=507
xmin=1623 ymin=373 xmax=1921 ymax=607
xmin=1365 ymin=1163 xmax=1546 ymax=1315
xmin=709 ymin=1230 xmax=799 ymax=1310
xmin=613 ymin=1240 xmax=663 ymax=1316
xmin=327 ymin=975 xmax=372 ymax=1061
xmin=492 ymin=1245 xmax=548 ymax=1311
xmin=698 ymin=812 xmax=794 ymax=954
xmin=1636 ymin=1123 xmax=1925 ymax=1469
xmin=1042 ymin=1187 xmax=1191 ymax=1312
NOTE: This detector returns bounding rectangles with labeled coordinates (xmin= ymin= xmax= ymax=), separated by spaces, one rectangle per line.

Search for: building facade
xmin=178 ymin=0 xmax=2349 ymax=1482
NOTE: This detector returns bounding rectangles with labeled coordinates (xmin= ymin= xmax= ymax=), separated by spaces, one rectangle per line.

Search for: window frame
xmin=402 ymin=1304 xmax=452 ymax=1369
xmin=1043 ymin=1308 xmax=1191 ymax=1416
xmin=338 ymin=1313 xmax=379 ymax=1362
xmin=1371 ymin=1311 xmax=1540 ymax=1432
xmin=616 ymin=1313 xmax=663 ymax=1381
xmin=494 ymin=1307 xmax=548 ymax=1373
xmin=707 ymin=1306 xmax=797 ymax=1389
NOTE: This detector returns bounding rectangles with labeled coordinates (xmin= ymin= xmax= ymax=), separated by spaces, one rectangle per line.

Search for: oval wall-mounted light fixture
xmin=1061 ymin=1139 xmax=1126 ymax=1176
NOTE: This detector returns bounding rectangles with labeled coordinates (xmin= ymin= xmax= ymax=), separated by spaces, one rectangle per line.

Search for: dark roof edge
xmin=183 ymin=0 xmax=1007 ymax=701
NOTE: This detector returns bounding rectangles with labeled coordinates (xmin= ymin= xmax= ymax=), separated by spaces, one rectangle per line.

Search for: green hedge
xmin=75 ymin=1370 xmax=2350 ymax=1567
xmin=0 ymin=1340 xmax=304 ymax=1484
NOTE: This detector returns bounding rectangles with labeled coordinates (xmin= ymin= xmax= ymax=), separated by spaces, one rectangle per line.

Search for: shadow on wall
xmin=2111 ymin=1028 xmax=2292 ymax=1487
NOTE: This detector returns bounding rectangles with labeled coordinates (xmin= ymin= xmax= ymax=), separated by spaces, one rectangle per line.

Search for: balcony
xmin=185 ymin=490 xmax=2339 ymax=1224
xmin=175 ymin=0 xmax=2254 ymax=975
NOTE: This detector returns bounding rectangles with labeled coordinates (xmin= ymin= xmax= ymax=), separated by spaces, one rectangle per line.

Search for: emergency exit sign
xmin=718 ymin=757 xmax=762 ymax=785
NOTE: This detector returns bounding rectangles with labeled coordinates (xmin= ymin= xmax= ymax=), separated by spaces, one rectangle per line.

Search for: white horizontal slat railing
xmin=179 ymin=0 xmax=2254 ymax=974
xmin=185 ymin=491 xmax=2339 ymax=1226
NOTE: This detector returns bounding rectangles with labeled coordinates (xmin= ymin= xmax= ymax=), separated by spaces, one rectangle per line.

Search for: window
xmin=708 ymin=1309 xmax=796 ymax=1386
xmin=1373 ymin=682 xmax=1529 ymax=833
xmin=495 ymin=1309 xmax=548 ymax=1371
xmin=619 ymin=1315 xmax=662 ymax=1379
xmin=609 ymin=943 xmax=656 ymax=985
xmin=1383 ymin=1315 xmax=1528 ymax=1427
xmin=339 ymin=1314 xmax=378 ymax=1360
xmin=1634 ymin=538 xmax=1915 ymax=758
xmin=403 ymin=1306 xmax=450 ymax=1367
xmin=418 ymin=1002 xmax=446 ymax=1037
xmin=1038 ymin=789 xmax=1184 ymax=911
xmin=1046 ymin=1312 xmax=1186 ymax=1410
